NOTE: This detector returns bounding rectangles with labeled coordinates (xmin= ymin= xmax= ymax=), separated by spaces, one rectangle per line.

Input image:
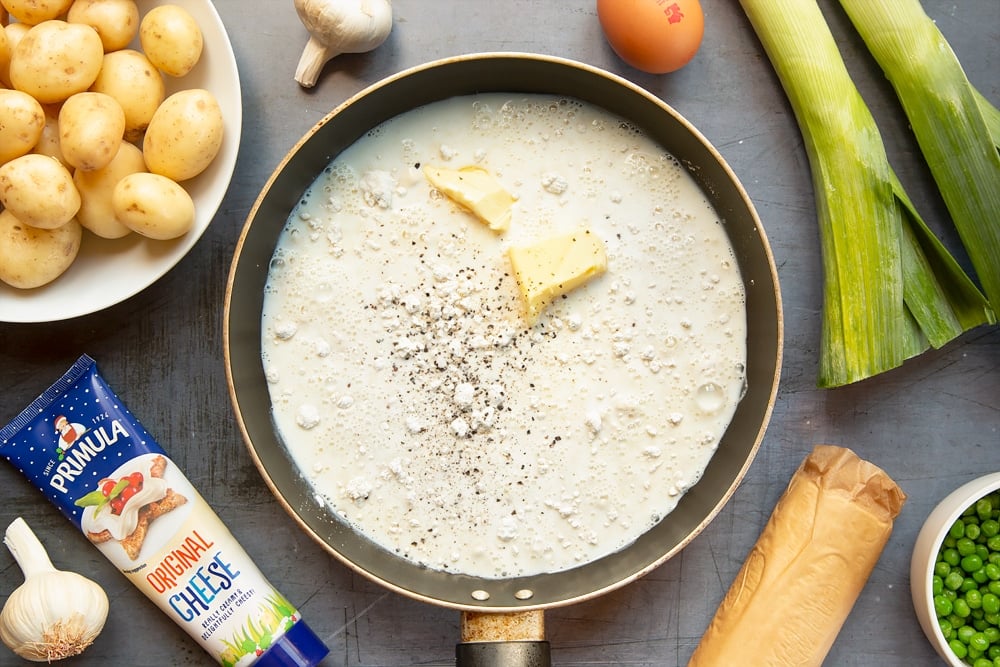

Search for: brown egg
xmin=597 ymin=0 xmax=705 ymax=74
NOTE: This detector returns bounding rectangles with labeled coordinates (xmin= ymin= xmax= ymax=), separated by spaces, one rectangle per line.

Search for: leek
xmin=737 ymin=0 xmax=993 ymax=388
xmin=838 ymin=0 xmax=1000 ymax=311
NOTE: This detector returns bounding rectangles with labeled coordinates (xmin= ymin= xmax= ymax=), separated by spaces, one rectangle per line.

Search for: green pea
xmin=933 ymin=576 xmax=945 ymax=595
xmin=990 ymin=644 xmax=1000 ymax=659
xmin=989 ymin=581 xmax=1000 ymax=596
xmin=985 ymin=594 xmax=1000 ymax=615
xmin=937 ymin=595 xmax=956 ymax=616
xmin=966 ymin=555 xmax=986 ymax=573
xmin=948 ymin=572 xmax=967 ymax=590
xmin=970 ymin=590 xmax=986 ymax=609
xmin=961 ymin=538 xmax=979 ymax=556
xmin=983 ymin=520 xmax=1000 ymax=538
xmin=945 ymin=548 xmax=963 ymax=567
xmin=980 ymin=545 xmax=992 ymax=561
xmin=940 ymin=617 xmax=955 ymax=639
xmin=966 ymin=577 xmax=983 ymax=592
xmin=974 ymin=658 xmax=994 ymax=667
xmin=977 ymin=569 xmax=992 ymax=584
xmin=988 ymin=535 xmax=1000 ymax=552
xmin=980 ymin=499 xmax=995 ymax=520
xmin=971 ymin=524 xmax=985 ymax=540
xmin=937 ymin=560 xmax=953 ymax=577
xmin=961 ymin=625 xmax=979 ymax=643
xmin=957 ymin=598 xmax=974 ymax=618
xmin=987 ymin=563 xmax=1000 ymax=581
xmin=955 ymin=519 xmax=973 ymax=539
xmin=952 ymin=638 xmax=970 ymax=659
xmin=985 ymin=626 xmax=1000 ymax=644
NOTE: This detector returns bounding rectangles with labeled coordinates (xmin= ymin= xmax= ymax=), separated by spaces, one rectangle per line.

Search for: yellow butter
xmin=507 ymin=228 xmax=608 ymax=321
xmin=423 ymin=165 xmax=514 ymax=232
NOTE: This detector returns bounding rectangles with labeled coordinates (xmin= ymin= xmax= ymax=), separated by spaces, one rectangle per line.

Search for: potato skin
xmin=59 ymin=91 xmax=126 ymax=172
xmin=142 ymin=88 xmax=223 ymax=182
xmin=0 ymin=88 xmax=45 ymax=165
xmin=139 ymin=4 xmax=203 ymax=77
xmin=90 ymin=49 xmax=165 ymax=144
xmin=66 ymin=0 xmax=140 ymax=52
xmin=9 ymin=21 xmax=104 ymax=105
xmin=0 ymin=26 xmax=10 ymax=88
xmin=75 ymin=141 xmax=146 ymax=239
xmin=2 ymin=0 xmax=74 ymax=25
xmin=0 ymin=209 xmax=82 ymax=289
xmin=112 ymin=172 xmax=195 ymax=240
xmin=0 ymin=154 xmax=81 ymax=230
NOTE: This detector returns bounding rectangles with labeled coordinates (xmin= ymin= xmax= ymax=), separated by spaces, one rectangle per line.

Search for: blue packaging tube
xmin=0 ymin=355 xmax=329 ymax=667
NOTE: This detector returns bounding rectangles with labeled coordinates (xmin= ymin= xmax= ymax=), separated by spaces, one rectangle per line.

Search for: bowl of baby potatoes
xmin=0 ymin=0 xmax=241 ymax=322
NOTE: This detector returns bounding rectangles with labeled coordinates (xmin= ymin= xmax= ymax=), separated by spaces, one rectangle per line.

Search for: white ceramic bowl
xmin=911 ymin=472 xmax=1000 ymax=665
xmin=0 ymin=0 xmax=242 ymax=323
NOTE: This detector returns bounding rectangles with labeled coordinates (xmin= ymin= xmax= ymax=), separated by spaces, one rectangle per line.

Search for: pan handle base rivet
xmin=514 ymin=589 xmax=534 ymax=600
xmin=471 ymin=589 xmax=491 ymax=601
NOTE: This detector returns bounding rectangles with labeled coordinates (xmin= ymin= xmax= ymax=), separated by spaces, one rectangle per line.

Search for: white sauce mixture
xmin=261 ymin=94 xmax=747 ymax=578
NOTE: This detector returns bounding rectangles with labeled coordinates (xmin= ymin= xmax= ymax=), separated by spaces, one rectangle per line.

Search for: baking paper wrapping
xmin=688 ymin=444 xmax=906 ymax=667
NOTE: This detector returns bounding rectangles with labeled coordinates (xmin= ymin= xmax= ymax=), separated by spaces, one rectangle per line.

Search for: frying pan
xmin=224 ymin=53 xmax=782 ymax=666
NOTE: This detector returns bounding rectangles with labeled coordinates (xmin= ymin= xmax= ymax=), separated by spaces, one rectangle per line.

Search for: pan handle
xmin=456 ymin=611 xmax=551 ymax=667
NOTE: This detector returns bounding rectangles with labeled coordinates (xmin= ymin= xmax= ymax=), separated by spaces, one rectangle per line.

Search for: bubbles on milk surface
xmin=260 ymin=93 xmax=747 ymax=579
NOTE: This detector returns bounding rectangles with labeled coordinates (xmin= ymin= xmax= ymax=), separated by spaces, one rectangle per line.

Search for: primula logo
xmin=48 ymin=419 xmax=127 ymax=494
xmin=664 ymin=2 xmax=684 ymax=24
xmin=53 ymin=415 xmax=87 ymax=461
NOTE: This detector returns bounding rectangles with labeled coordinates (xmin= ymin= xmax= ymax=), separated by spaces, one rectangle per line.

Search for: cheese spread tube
xmin=0 ymin=355 xmax=329 ymax=667
xmin=688 ymin=445 xmax=906 ymax=667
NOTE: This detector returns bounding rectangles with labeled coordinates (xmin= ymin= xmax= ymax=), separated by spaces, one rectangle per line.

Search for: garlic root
xmin=0 ymin=517 xmax=109 ymax=662
xmin=293 ymin=0 xmax=393 ymax=88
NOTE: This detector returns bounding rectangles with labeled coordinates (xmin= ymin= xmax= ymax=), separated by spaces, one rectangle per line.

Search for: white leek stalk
xmin=737 ymin=0 xmax=993 ymax=388
xmin=837 ymin=0 xmax=1000 ymax=310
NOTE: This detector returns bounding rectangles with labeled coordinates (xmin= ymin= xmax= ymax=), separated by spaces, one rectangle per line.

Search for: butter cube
xmin=423 ymin=165 xmax=514 ymax=232
xmin=507 ymin=228 xmax=608 ymax=322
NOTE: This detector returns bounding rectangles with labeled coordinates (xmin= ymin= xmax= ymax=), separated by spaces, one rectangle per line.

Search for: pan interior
xmin=226 ymin=54 xmax=781 ymax=611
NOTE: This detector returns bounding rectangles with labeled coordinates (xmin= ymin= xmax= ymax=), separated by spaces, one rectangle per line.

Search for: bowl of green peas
xmin=912 ymin=473 xmax=1000 ymax=667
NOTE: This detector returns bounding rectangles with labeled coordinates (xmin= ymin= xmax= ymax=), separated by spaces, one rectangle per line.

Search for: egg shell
xmin=597 ymin=0 xmax=705 ymax=74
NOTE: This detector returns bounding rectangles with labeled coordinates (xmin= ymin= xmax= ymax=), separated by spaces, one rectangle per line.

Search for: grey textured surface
xmin=1 ymin=1 xmax=998 ymax=665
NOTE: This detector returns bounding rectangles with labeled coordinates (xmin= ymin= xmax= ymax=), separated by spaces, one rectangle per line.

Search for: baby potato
xmin=0 ymin=88 xmax=44 ymax=164
xmin=0 ymin=26 xmax=10 ymax=88
xmin=74 ymin=141 xmax=145 ymax=239
xmin=0 ymin=209 xmax=82 ymax=289
xmin=30 ymin=105 xmax=67 ymax=166
xmin=4 ymin=23 xmax=30 ymax=54
xmin=143 ymin=88 xmax=223 ymax=181
xmin=67 ymin=0 xmax=140 ymax=52
xmin=112 ymin=172 xmax=195 ymax=240
xmin=9 ymin=20 xmax=104 ymax=104
xmin=0 ymin=154 xmax=81 ymax=229
xmin=139 ymin=4 xmax=203 ymax=77
xmin=59 ymin=91 xmax=125 ymax=171
xmin=90 ymin=49 xmax=164 ymax=143
xmin=2 ymin=0 xmax=74 ymax=24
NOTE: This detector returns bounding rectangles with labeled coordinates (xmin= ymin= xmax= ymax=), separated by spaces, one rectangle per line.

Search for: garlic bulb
xmin=293 ymin=0 xmax=393 ymax=88
xmin=0 ymin=517 xmax=109 ymax=662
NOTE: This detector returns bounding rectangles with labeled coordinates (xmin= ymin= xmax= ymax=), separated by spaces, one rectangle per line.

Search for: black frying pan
xmin=224 ymin=53 xmax=782 ymax=666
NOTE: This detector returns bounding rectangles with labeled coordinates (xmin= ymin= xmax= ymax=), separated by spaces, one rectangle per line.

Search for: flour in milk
xmin=261 ymin=94 xmax=747 ymax=578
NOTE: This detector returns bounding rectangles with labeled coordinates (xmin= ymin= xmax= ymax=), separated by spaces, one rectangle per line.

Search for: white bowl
xmin=0 ymin=0 xmax=242 ymax=323
xmin=911 ymin=472 xmax=1000 ymax=665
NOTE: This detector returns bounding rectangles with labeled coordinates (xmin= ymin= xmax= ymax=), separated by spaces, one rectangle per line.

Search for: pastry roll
xmin=688 ymin=445 xmax=906 ymax=667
